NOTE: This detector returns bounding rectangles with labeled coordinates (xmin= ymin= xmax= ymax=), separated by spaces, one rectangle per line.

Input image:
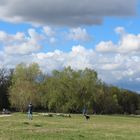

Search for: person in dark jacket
xmin=28 ymin=103 xmax=33 ymax=120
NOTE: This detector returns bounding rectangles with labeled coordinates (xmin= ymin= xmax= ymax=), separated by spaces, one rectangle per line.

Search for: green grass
xmin=0 ymin=113 xmax=140 ymax=140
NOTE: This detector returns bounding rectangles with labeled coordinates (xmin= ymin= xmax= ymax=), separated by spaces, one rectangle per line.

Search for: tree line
xmin=0 ymin=63 xmax=140 ymax=114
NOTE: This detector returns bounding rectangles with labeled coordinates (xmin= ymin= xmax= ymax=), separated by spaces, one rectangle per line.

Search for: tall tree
xmin=0 ymin=68 xmax=13 ymax=109
xmin=44 ymin=67 xmax=100 ymax=113
xmin=9 ymin=63 xmax=41 ymax=112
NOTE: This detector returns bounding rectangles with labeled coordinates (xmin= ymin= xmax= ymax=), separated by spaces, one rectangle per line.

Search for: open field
xmin=0 ymin=113 xmax=140 ymax=140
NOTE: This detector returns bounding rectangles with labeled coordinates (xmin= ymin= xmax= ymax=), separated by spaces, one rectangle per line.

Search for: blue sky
xmin=0 ymin=0 xmax=140 ymax=92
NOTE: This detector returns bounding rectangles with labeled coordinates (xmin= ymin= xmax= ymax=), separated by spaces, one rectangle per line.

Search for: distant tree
xmin=44 ymin=67 xmax=100 ymax=113
xmin=118 ymin=90 xmax=139 ymax=114
xmin=6 ymin=63 xmax=140 ymax=114
xmin=9 ymin=63 xmax=42 ymax=112
xmin=0 ymin=68 xmax=13 ymax=110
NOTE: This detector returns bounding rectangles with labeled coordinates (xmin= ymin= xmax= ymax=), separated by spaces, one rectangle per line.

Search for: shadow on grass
xmin=79 ymin=134 xmax=85 ymax=138
xmin=70 ymin=135 xmax=85 ymax=140
xmin=23 ymin=122 xmax=29 ymax=125
xmin=34 ymin=124 xmax=42 ymax=127
xmin=23 ymin=122 xmax=42 ymax=127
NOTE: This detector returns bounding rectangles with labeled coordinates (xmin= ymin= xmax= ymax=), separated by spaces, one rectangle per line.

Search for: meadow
xmin=0 ymin=113 xmax=140 ymax=140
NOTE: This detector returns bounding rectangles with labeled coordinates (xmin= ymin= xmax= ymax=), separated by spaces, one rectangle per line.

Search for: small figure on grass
xmin=83 ymin=106 xmax=90 ymax=120
xmin=2 ymin=108 xmax=11 ymax=114
xmin=28 ymin=103 xmax=33 ymax=120
xmin=84 ymin=114 xmax=90 ymax=120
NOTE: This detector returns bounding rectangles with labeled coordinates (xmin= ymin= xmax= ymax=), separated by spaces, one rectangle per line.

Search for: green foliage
xmin=44 ymin=67 xmax=99 ymax=113
xmin=0 ymin=64 xmax=140 ymax=114
xmin=9 ymin=63 xmax=42 ymax=111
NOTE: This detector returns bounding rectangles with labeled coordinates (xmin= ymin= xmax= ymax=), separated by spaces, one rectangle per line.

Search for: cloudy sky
xmin=0 ymin=0 xmax=140 ymax=92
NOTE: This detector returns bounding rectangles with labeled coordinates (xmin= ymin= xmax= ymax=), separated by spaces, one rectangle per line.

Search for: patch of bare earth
xmin=0 ymin=114 xmax=12 ymax=117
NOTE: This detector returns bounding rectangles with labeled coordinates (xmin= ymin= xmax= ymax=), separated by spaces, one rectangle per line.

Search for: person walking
xmin=28 ymin=103 xmax=33 ymax=120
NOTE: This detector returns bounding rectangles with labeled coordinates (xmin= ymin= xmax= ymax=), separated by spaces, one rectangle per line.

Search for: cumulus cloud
xmin=118 ymin=34 xmax=140 ymax=53
xmin=96 ymin=27 xmax=140 ymax=54
xmin=1 ymin=42 xmax=140 ymax=92
xmin=94 ymin=27 xmax=140 ymax=91
xmin=29 ymin=44 xmax=140 ymax=93
xmin=96 ymin=41 xmax=117 ymax=53
xmin=43 ymin=26 xmax=57 ymax=44
xmin=0 ymin=31 xmax=25 ymax=44
xmin=32 ymin=45 xmax=95 ymax=72
xmin=0 ymin=29 xmax=43 ymax=55
xmin=0 ymin=26 xmax=140 ymax=92
xmin=0 ymin=0 xmax=136 ymax=26
xmin=67 ymin=27 xmax=91 ymax=41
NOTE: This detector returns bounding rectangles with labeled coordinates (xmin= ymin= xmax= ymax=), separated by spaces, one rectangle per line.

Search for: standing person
xmin=82 ymin=106 xmax=87 ymax=115
xmin=28 ymin=103 xmax=33 ymax=120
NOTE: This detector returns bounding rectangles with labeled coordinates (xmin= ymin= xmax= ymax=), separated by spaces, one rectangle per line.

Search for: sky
xmin=0 ymin=0 xmax=140 ymax=93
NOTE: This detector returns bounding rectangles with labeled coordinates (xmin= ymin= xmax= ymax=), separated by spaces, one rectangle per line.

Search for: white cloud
xmin=0 ymin=29 xmax=43 ymax=55
xmin=115 ymin=26 xmax=125 ymax=35
xmin=42 ymin=26 xmax=58 ymax=44
xmin=96 ymin=41 xmax=117 ymax=53
xmin=1 ymin=42 xmax=140 ymax=92
xmin=30 ymin=44 xmax=140 ymax=92
xmin=4 ymin=42 xmax=41 ymax=55
xmin=0 ymin=31 xmax=26 ymax=44
xmin=118 ymin=34 xmax=140 ymax=53
xmin=28 ymin=28 xmax=44 ymax=41
xmin=100 ymin=63 xmax=120 ymax=70
xmin=67 ymin=27 xmax=91 ymax=41
xmin=0 ymin=31 xmax=7 ymax=41
xmin=43 ymin=26 xmax=55 ymax=37
xmin=0 ymin=26 xmax=140 ymax=92
xmin=96 ymin=27 xmax=140 ymax=54
xmin=65 ymin=45 xmax=95 ymax=69
xmin=32 ymin=45 xmax=95 ymax=72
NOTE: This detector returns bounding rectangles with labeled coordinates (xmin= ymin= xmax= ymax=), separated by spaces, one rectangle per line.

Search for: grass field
xmin=0 ymin=113 xmax=140 ymax=140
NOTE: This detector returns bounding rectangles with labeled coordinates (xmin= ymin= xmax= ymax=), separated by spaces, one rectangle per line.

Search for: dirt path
xmin=0 ymin=114 xmax=12 ymax=117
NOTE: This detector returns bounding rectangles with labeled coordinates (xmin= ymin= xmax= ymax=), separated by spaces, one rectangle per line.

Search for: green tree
xmin=9 ymin=63 xmax=41 ymax=112
xmin=44 ymin=67 xmax=99 ymax=113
